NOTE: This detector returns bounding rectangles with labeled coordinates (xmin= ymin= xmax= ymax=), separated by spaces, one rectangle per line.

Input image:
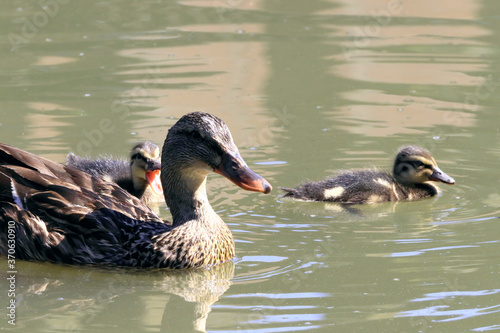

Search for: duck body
xmin=282 ymin=146 xmax=455 ymax=204
xmin=66 ymin=141 xmax=163 ymax=206
xmin=0 ymin=112 xmax=272 ymax=268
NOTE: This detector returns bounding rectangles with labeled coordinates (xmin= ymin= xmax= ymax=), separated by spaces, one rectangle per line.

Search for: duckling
xmin=281 ymin=145 xmax=455 ymax=204
xmin=66 ymin=141 xmax=163 ymax=206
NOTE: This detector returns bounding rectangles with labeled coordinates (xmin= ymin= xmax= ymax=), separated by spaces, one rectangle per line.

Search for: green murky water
xmin=1 ymin=0 xmax=500 ymax=332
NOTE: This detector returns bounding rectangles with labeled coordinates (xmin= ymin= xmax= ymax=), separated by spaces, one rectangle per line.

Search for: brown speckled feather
xmin=0 ymin=144 xmax=165 ymax=265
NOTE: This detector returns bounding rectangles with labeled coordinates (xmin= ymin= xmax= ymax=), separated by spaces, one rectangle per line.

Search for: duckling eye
xmin=413 ymin=161 xmax=424 ymax=168
xmin=401 ymin=166 xmax=409 ymax=172
xmin=131 ymin=153 xmax=148 ymax=163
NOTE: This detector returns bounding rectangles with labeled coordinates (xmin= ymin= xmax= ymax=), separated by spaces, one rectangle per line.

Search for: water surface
xmin=1 ymin=0 xmax=500 ymax=332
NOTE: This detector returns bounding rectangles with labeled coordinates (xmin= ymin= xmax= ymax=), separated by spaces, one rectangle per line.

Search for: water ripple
xmin=398 ymin=304 xmax=500 ymax=322
xmin=412 ymin=289 xmax=500 ymax=302
xmin=389 ymin=244 xmax=479 ymax=257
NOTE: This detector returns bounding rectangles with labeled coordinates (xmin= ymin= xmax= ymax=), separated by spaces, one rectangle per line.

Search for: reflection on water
xmin=335 ymin=89 xmax=476 ymax=137
xmin=2 ymin=0 xmax=500 ymax=332
xmin=0 ymin=261 xmax=234 ymax=332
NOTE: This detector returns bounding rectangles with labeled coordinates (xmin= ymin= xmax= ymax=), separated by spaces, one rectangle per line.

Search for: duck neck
xmin=163 ymin=167 xmax=218 ymax=227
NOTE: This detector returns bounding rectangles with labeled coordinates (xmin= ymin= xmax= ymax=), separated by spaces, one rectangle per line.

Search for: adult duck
xmin=281 ymin=145 xmax=454 ymax=204
xmin=67 ymin=141 xmax=163 ymax=206
xmin=0 ymin=112 xmax=272 ymax=268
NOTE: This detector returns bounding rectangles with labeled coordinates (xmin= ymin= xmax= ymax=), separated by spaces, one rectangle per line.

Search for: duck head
xmin=393 ymin=145 xmax=455 ymax=186
xmin=162 ymin=112 xmax=272 ymax=201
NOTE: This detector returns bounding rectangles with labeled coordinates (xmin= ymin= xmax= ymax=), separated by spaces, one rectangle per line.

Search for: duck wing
xmin=0 ymin=143 xmax=168 ymax=265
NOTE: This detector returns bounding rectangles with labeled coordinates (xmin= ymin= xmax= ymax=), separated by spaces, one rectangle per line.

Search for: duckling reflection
xmin=281 ymin=146 xmax=455 ymax=204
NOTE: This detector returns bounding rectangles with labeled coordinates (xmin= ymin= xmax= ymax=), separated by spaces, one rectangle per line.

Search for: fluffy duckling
xmin=281 ymin=146 xmax=455 ymax=204
xmin=67 ymin=141 xmax=163 ymax=206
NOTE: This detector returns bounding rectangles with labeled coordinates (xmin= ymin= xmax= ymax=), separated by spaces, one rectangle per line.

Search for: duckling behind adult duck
xmin=66 ymin=141 xmax=163 ymax=206
xmin=281 ymin=146 xmax=454 ymax=204
xmin=0 ymin=112 xmax=272 ymax=268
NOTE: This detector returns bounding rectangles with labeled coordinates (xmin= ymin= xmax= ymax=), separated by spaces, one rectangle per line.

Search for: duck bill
xmin=214 ymin=152 xmax=272 ymax=194
xmin=429 ymin=166 xmax=455 ymax=184
xmin=145 ymin=169 xmax=164 ymax=195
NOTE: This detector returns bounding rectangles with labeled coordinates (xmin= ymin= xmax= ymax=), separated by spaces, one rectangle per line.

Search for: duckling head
xmin=130 ymin=141 xmax=163 ymax=195
xmin=393 ymin=145 xmax=455 ymax=186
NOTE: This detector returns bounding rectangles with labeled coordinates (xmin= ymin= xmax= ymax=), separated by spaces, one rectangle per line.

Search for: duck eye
xmin=190 ymin=131 xmax=202 ymax=140
xmin=402 ymin=166 xmax=409 ymax=172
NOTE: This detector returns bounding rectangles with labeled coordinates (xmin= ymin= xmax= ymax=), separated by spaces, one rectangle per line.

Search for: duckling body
xmin=282 ymin=146 xmax=454 ymax=204
xmin=0 ymin=112 xmax=272 ymax=268
xmin=282 ymin=169 xmax=438 ymax=204
xmin=66 ymin=141 xmax=163 ymax=206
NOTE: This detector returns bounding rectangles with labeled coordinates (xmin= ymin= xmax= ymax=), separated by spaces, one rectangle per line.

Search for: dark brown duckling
xmin=281 ymin=145 xmax=455 ymax=204
xmin=0 ymin=112 xmax=272 ymax=268
xmin=66 ymin=141 xmax=163 ymax=206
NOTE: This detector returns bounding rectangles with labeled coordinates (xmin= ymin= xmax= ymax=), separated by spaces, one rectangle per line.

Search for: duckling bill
xmin=281 ymin=146 xmax=455 ymax=204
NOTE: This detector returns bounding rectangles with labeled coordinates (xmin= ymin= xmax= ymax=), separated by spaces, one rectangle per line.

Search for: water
xmin=1 ymin=0 xmax=500 ymax=332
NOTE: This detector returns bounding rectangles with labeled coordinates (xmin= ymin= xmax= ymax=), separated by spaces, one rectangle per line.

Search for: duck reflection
xmin=3 ymin=261 xmax=234 ymax=332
